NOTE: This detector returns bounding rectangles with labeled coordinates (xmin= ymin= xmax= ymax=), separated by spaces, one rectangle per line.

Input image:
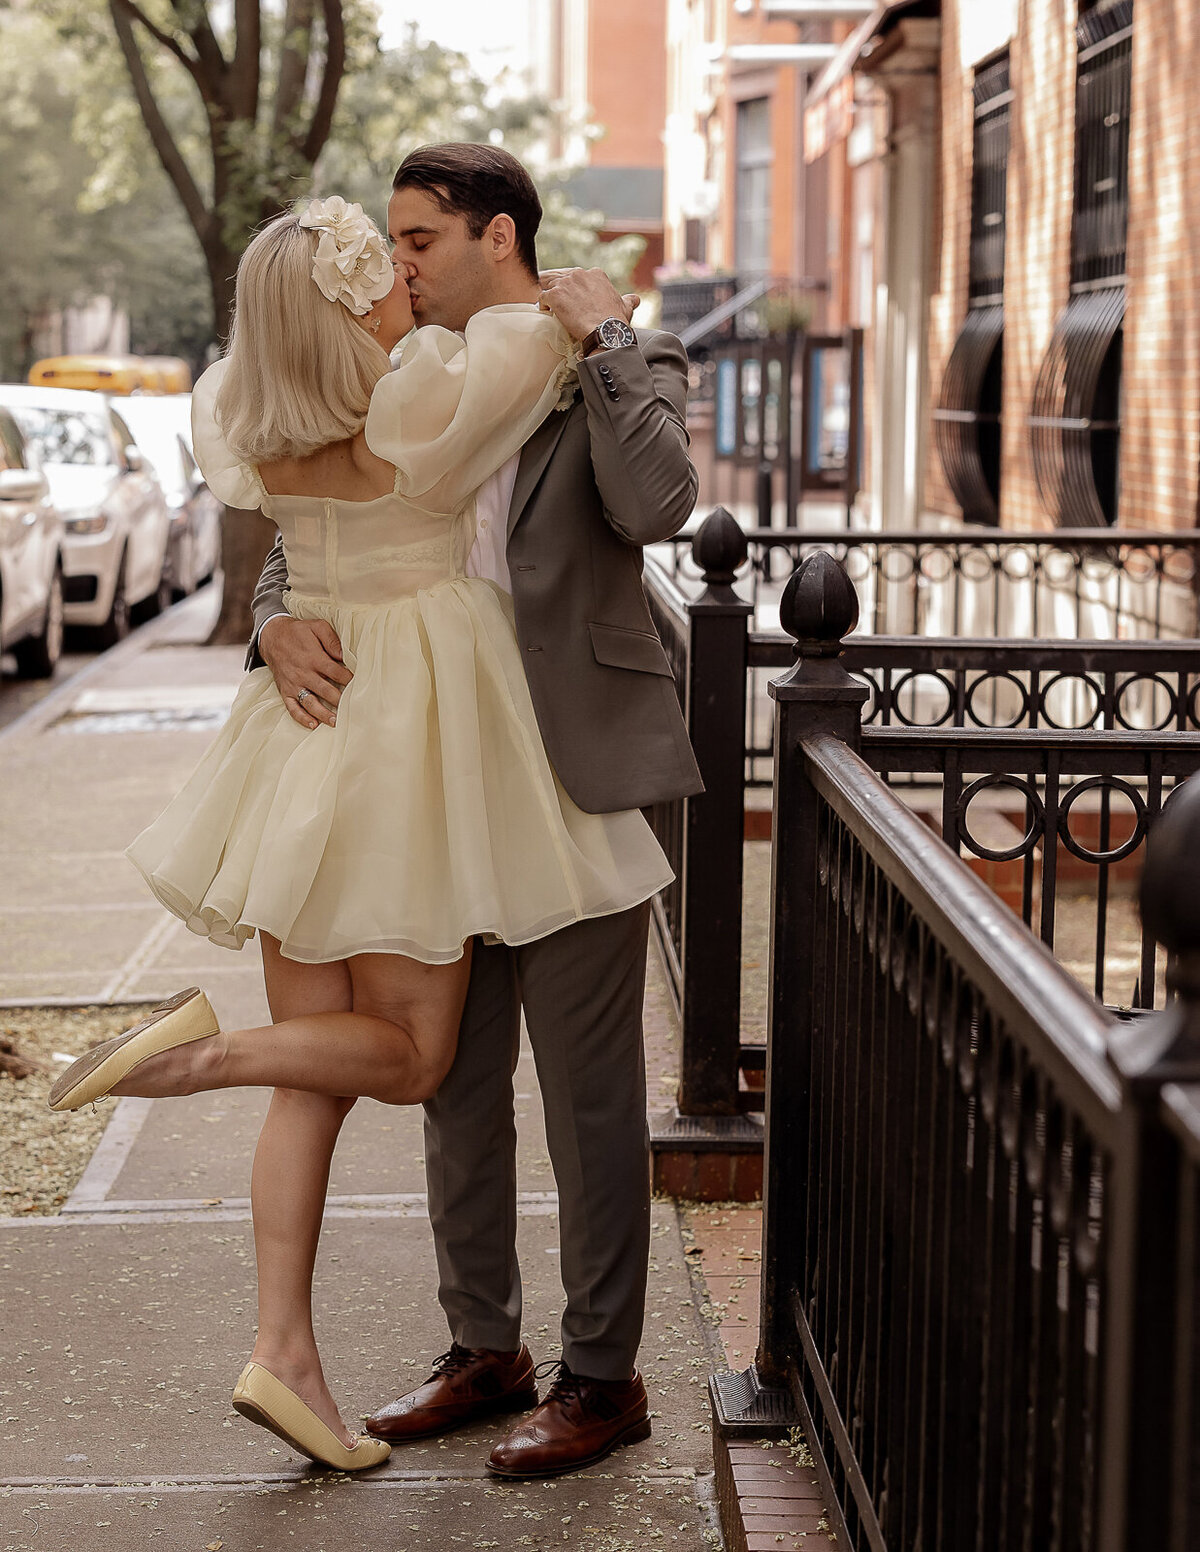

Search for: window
xmin=735 ymin=98 xmax=772 ymax=276
xmin=1030 ymin=0 xmax=1132 ymax=527
xmin=934 ymin=54 xmax=1010 ymax=524
xmin=15 ymin=407 xmax=113 ymax=468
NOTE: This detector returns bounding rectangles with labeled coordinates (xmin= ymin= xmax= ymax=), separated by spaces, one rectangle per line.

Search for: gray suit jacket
xmin=248 ymin=327 xmax=704 ymax=813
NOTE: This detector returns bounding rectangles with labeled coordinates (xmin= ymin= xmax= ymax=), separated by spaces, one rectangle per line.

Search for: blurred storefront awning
xmin=804 ymin=0 xmax=936 ymax=160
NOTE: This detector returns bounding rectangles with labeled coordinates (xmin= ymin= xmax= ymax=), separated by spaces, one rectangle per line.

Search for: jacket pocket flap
xmin=588 ymin=621 xmax=674 ymax=676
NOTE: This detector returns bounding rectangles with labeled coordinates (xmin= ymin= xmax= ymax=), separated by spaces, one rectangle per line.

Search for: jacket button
xmin=527 ymin=644 xmax=544 ymax=652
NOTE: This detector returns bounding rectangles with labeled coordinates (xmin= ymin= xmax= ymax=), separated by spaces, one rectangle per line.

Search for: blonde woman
xmin=49 ymin=198 xmax=671 ymax=1471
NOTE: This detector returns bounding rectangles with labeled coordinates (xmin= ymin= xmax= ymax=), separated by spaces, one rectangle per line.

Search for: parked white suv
xmin=0 ymin=406 xmax=64 ymax=678
xmin=0 ymin=386 xmax=171 ymax=646
xmin=117 ymin=394 xmax=221 ymax=597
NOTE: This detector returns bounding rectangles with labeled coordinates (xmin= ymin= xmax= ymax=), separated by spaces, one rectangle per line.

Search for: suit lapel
xmin=507 ymin=405 xmax=575 ymax=542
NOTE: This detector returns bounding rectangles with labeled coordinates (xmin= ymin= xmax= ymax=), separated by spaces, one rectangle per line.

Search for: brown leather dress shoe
xmin=364 ymin=1344 xmax=537 ymax=1442
xmin=486 ymin=1362 xmax=651 ymax=1478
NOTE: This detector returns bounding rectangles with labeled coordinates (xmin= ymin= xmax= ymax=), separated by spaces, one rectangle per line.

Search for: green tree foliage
xmin=0 ymin=7 xmax=210 ymax=379
xmin=318 ymin=23 xmax=645 ymax=287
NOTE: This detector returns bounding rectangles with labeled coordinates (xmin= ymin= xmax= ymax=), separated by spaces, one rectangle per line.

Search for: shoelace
xmin=534 ymin=1359 xmax=590 ymax=1412
xmin=429 ymin=1343 xmax=480 ymax=1380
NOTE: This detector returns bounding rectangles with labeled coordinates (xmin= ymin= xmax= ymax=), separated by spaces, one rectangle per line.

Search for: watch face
xmin=598 ymin=317 xmax=636 ymax=349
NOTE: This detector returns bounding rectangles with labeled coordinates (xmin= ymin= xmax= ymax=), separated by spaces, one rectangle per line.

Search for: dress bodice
xmin=258 ymin=488 xmax=467 ymax=605
xmin=190 ymin=304 xmax=580 ymax=607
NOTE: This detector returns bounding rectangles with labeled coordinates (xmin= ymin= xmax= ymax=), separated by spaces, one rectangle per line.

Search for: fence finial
xmin=780 ymin=550 xmax=860 ymax=659
xmin=692 ymin=506 xmax=749 ymax=601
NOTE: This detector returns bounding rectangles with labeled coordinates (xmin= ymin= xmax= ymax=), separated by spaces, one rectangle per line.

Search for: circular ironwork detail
xmin=917 ymin=547 xmax=955 ymax=584
xmin=1035 ymin=671 xmax=1102 ymax=732
xmin=1057 ymin=777 xmax=1148 ymax=866
xmin=1113 ymin=672 xmax=1177 ymax=733
xmin=957 ymin=546 xmax=998 ymax=584
xmin=957 ymin=775 xmax=1046 ymax=864
xmin=891 ymin=669 xmax=954 ymax=729
xmin=964 ymin=671 xmax=1030 ymax=730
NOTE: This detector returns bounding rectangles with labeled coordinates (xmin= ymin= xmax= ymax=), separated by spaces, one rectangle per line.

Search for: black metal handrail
xmin=708 ymin=552 xmax=1200 ymax=1552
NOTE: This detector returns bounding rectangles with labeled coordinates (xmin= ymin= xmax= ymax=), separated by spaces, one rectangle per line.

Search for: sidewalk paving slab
xmin=0 ymin=600 xmax=721 ymax=1550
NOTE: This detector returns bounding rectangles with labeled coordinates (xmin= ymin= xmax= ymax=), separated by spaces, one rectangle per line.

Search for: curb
xmin=0 ymin=581 xmax=218 ymax=750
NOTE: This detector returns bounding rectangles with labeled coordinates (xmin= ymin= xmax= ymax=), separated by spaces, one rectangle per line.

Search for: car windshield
xmin=15 ymin=408 xmax=113 ymax=468
xmin=117 ymin=401 xmax=192 ymax=501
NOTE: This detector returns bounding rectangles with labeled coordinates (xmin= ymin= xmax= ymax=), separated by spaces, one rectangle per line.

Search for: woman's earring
xmin=369 ymin=315 xmax=382 ymax=334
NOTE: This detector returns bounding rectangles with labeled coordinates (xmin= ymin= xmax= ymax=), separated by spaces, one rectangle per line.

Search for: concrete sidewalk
xmin=0 ymin=593 xmax=721 ymax=1552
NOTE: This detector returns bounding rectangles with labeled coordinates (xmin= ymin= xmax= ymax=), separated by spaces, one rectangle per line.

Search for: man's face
xmin=387 ymin=187 xmax=494 ymax=332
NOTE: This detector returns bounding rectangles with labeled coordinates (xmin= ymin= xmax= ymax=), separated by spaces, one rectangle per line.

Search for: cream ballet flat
xmin=48 ymin=987 xmax=220 ymax=1112
xmin=232 ymin=1362 xmax=392 ymax=1471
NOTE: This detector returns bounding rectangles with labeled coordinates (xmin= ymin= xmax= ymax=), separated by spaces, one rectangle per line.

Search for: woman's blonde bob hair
xmin=215 ymin=212 xmax=392 ymax=464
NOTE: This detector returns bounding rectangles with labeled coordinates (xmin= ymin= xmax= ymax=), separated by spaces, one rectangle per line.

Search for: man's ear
xmin=487 ymin=213 xmax=518 ymax=265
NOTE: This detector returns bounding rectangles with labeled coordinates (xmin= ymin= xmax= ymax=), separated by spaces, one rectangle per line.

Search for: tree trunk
xmin=204 ymin=241 xmax=271 ymax=647
xmin=207 ymin=507 xmax=277 ymax=646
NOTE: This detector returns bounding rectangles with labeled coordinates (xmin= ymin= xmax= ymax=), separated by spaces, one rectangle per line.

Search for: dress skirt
xmin=126 ymin=578 xmax=673 ymax=964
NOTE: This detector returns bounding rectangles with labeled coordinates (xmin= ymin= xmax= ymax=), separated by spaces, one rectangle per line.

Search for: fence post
xmin=757 ymin=551 xmax=869 ymax=1386
xmin=1108 ymin=777 xmax=1200 ymax=1552
xmin=677 ymin=506 xmax=754 ymax=1115
xmin=711 ymin=551 xmax=868 ymax=1436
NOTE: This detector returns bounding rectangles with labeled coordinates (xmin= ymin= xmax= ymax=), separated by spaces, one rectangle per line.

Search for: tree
xmin=317 ymin=24 xmax=645 ymax=286
xmin=0 ymin=8 xmax=211 ymax=379
xmin=95 ymin=0 xmax=352 ymax=339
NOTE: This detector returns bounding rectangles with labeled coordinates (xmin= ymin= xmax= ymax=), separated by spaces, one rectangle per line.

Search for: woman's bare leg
xmin=128 ymin=937 xmax=472 ymax=1447
xmin=110 ymin=938 xmax=472 ymax=1105
xmin=244 ymin=944 xmax=358 ymax=1444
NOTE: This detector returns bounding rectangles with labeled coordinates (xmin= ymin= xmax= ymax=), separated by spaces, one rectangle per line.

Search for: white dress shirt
xmin=465 ymin=453 xmax=520 ymax=595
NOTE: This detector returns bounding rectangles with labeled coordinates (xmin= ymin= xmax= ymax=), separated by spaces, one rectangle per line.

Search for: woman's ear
xmin=487 ymin=213 xmax=518 ymax=265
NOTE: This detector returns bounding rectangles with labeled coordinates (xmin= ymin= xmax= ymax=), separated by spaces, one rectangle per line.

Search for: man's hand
xmin=537 ymin=268 xmax=640 ymax=344
xmin=259 ymin=615 xmax=352 ymax=730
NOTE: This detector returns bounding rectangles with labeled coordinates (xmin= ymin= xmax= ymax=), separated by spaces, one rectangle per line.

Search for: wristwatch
xmin=582 ymin=317 xmax=637 ymax=356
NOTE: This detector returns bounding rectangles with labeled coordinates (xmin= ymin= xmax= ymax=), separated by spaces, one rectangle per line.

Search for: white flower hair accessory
xmin=297 ymin=195 xmax=394 ymax=316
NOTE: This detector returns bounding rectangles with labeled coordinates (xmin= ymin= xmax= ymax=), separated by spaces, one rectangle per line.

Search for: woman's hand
xmin=259 ymin=615 xmax=352 ymax=730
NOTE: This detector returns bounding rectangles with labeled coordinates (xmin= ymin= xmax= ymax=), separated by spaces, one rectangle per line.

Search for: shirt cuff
xmin=253 ymin=611 xmax=290 ymax=654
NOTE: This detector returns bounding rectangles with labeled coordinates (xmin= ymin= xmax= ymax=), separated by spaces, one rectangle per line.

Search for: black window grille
xmin=934 ymin=55 xmax=1010 ymax=523
xmin=1072 ymin=0 xmax=1133 ymax=287
xmin=969 ymin=54 xmax=1011 ymax=305
xmin=1029 ymin=0 xmax=1132 ymax=527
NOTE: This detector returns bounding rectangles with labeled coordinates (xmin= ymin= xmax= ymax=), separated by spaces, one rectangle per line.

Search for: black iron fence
xmin=708 ymin=552 xmax=1200 ymax=1552
xmin=644 ymin=513 xmax=1200 ymax=1127
xmin=663 ymin=522 xmax=1200 ymax=639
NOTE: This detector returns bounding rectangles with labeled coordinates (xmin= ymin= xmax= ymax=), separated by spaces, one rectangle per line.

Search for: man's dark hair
xmin=392 ymin=143 xmax=542 ymax=278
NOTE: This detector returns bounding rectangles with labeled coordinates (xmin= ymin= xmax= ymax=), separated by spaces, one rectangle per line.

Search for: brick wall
xmin=587 ymin=0 xmax=668 ymax=168
xmin=999 ymin=0 xmax=1076 ymax=532
xmin=1120 ymin=0 xmax=1200 ymax=532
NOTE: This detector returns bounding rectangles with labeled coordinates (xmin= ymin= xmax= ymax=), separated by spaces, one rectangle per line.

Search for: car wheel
xmin=12 ymin=567 xmax=64 ymax=680
xmin=132 ymin=557 xmax=174 ymax=623
xmin=94 ymin=553 xmax=131 ymax=649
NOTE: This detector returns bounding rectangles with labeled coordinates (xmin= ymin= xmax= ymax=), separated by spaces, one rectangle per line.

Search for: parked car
xmin=0 ymin=406 xmax=64 ymax=678
xmin=0 ymin=386 xmax=171 ymax=646
xmin=117 ymin=394 xmax=221 ymax=597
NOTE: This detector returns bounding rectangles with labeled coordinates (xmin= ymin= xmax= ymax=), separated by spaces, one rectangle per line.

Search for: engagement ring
xmin=297 ymin=689 xmax=312 ymax=705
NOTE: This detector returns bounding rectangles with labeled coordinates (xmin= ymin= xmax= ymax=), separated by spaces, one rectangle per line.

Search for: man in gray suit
xmin=249 ymin=142 xmax=702 ymax=1478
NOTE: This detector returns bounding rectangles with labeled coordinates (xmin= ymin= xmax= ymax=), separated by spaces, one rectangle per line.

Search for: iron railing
xmin=709 ymin=552 xmax=1200 ymax=1552
xmin=662 ymin=523 xmax=1200 ymax=639
xmin=644 ymin=513 xmax=1200 ymax=1126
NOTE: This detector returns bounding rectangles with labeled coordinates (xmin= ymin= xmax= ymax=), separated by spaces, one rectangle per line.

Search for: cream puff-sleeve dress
xmin=125 ymin=305 xmax=673 ymax=964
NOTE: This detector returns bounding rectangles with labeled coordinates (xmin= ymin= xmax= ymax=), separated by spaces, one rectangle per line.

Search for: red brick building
xmin=536 ymin=0 xmax=669 ymax=289
xmin=668 ymin=0 xmax=1200 ymax=535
